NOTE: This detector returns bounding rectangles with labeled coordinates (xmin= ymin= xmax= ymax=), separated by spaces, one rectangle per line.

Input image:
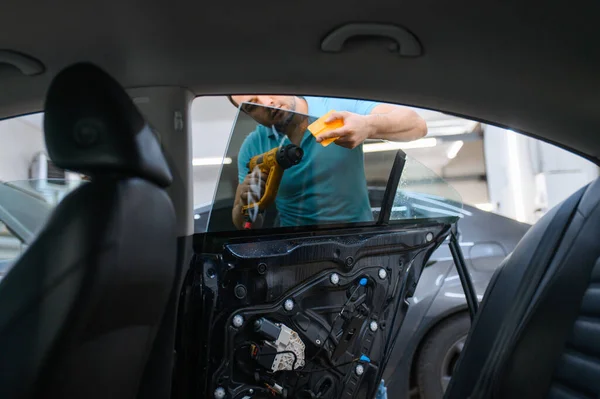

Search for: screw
xmin=232 ymin=314 xmax=244 ymax=328
xmin=345 ymin=256 xmax=354 ymax=267
xmin=330 ymin=273 xmax=340 ymax=285
xmin=234 ymin=284 xmax=247 ymax=299
xmin=355 ymin=364 xmax=364 ymax=376
xmin=378 ymin=268 xmax=387 ymax=280
xmin=257 ymin=263 xmax=267 ymax=274
xmin=370 ymin=321 xmax=378 ymax=332
xmin=248 ymin=389 xmax=254 ymax=394
xmin=284 ymin=299 xmax=294 ymax=311
xmin=214 ymin=387 xmax=226 ymax=399
xmin=254 ymin=318 xmax=262 ymax=328
xmin=426 ymin=232 xmax=434 ymax=242
xmin=315 ymin=339 xmax=322 ymax=345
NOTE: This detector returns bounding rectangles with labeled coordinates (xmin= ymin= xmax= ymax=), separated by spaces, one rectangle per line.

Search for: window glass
xmin=391 ymin=156 xmax=466 ymax=221
xmin=199 ymin=101 xmax=461 ymax=233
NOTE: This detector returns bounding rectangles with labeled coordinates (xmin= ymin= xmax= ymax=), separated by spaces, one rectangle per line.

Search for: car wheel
xmin=416 ymin=313 xmax=470 ymax=399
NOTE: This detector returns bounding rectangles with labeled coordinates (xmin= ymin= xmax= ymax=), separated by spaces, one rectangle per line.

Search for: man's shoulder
xmin=306 ymin=96 xmax=378 ymax=116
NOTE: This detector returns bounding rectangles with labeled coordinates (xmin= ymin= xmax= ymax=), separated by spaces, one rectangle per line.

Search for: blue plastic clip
xmin=359 ymin=278 xmax=368 ymax=286
xmin=359 ymin=354 xmax=371 ymax=363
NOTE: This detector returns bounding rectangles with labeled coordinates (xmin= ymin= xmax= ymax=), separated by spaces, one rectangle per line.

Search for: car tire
xmin=416 ymin=312 xmax=470 ymax=399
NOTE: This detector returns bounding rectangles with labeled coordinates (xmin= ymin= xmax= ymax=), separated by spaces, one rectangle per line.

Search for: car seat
xmin=0 ymin=63 xmax=177 ymax=399
xmin=445 ymin=177 xmax=600 ymax=398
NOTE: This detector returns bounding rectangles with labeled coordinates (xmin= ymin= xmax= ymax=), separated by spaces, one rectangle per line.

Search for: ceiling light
xmin=363 ymin=138 xmax=437 ymax=153
xmin=474 ymin=203 xmax=495 ymax=212
xmin=192 ymin=157 xmax=232 ymax=166
xmin=446 ymin=140 xmax=464 ymax=159
xmin=425 ymin=120 xmax=479 ymax=136
xmin=426 ymin=119 xmax=470 ymax=128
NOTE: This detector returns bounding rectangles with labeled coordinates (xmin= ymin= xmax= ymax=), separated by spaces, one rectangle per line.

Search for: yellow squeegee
xmin=307 ymin=110 xmax=344 ymax=147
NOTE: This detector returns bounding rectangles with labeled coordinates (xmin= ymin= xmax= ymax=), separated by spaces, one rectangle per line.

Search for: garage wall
xmin=484 ymin=125 xmax=599 ymax=223
xmin=191 ymin=97 xmax=237 ymax=206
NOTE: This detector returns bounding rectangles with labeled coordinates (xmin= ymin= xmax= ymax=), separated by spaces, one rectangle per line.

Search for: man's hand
xmin=315 ymin=111 xmax=374 ymax=149
xmin=315 ymin=105 xmax=427 ymax=148
xmin=238 ymin=170 xmax=268 ymax=206
xmin=232 ymin=170 xmax=268 ymax=230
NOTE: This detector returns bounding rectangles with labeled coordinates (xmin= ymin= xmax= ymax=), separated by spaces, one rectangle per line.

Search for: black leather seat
xmin=0 ymin=63 xmax=177 ymax=399
xmin=445 ymin=178 xmax=600 ymax=399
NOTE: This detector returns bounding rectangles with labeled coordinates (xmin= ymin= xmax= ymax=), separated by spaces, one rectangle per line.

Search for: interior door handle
xmin=0 ymin=50 xmax=45 ymax=76
xmin=321 ymin=23 xmax=422 ymax=57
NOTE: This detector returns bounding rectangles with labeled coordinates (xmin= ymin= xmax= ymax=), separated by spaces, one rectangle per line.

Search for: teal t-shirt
xmin=237 ymin=97 xmax=379 ymax=227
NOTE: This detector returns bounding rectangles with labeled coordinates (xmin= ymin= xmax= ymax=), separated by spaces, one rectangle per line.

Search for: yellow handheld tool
xmin=242 ymin=144 xmax=304 ymax=229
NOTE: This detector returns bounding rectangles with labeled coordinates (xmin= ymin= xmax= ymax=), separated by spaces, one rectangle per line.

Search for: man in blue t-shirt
xmin=229 ymin=95 xmax=427 ymax=230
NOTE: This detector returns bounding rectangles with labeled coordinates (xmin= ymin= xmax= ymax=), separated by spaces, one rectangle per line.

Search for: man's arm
xmin=315 ymin=104 xmax=427 ymax=149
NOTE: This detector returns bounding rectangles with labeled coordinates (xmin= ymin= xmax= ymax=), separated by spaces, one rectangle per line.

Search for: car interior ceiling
xmin=1 ymin=2 xmax=600 ymax=399
xmin=1 ymin=1 xmax=600 ymax=162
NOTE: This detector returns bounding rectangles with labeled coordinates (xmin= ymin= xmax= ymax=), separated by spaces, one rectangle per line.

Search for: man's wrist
xmin=364 ymin=113 xmax=382 ymax=139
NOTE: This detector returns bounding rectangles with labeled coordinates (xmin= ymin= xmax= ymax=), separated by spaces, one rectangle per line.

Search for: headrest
xmin=44 ymin=63 xmax=173 ymax=187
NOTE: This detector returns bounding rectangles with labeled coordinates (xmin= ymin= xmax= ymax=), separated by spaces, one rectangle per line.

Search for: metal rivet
xmin=315 ymin=339 xmax=322 ymax=345
xmin=370 ymin=321 xmax=378 ymax=332
xmin=426 ymin=232 xmax=434 ymax=242
xmin=257 ymin=263 xmax=267 ymax=274
xmin=232 ymin=314 xmax=244 ymax=328
xmin=234 ymin=284 xmax=247 ymax=299
xmin=214 ymin=387 xmax=226 ymax=399
xmin=345 ymin=256 xmax=354 ymax=267
xmin=378 ymin=268 xmax=387 ymax=280
xmin=330 ymin=273 xmax=340 ymax=285
xmin=355 ymin=364 xmax=364 ymax=376
xmin=284 ymin=299 xmax=294 ymax=311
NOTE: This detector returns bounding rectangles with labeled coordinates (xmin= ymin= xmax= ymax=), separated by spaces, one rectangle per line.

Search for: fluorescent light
xmin=474 ymin=203 xmax=495 ymax=212
xmin=427 ymin=126 xmax=469 ymax=136
xmin=507 ymin=130 xmax=526 ymax=222
xmin=192 ymin=157 xmax=232 ymax=166
xmin=446 ymin=140 xmax=464 ymax=159
xmin=363 ymin=138 xmax=437 ymax=153
xmin=425 ymin=120 xmax=479 ymax=136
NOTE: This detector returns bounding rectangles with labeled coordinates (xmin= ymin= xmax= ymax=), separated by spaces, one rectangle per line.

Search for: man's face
xmin=231 ymin=95 xmax=297 ymax=127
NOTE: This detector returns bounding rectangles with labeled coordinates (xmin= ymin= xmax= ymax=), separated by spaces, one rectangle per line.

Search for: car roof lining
xmin=1 ymin=1 xmax=599 ymax=162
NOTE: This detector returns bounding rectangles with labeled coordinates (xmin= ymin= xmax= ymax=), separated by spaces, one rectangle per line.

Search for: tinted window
xmin=204 ymin=103 xmax=462 ymax=233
